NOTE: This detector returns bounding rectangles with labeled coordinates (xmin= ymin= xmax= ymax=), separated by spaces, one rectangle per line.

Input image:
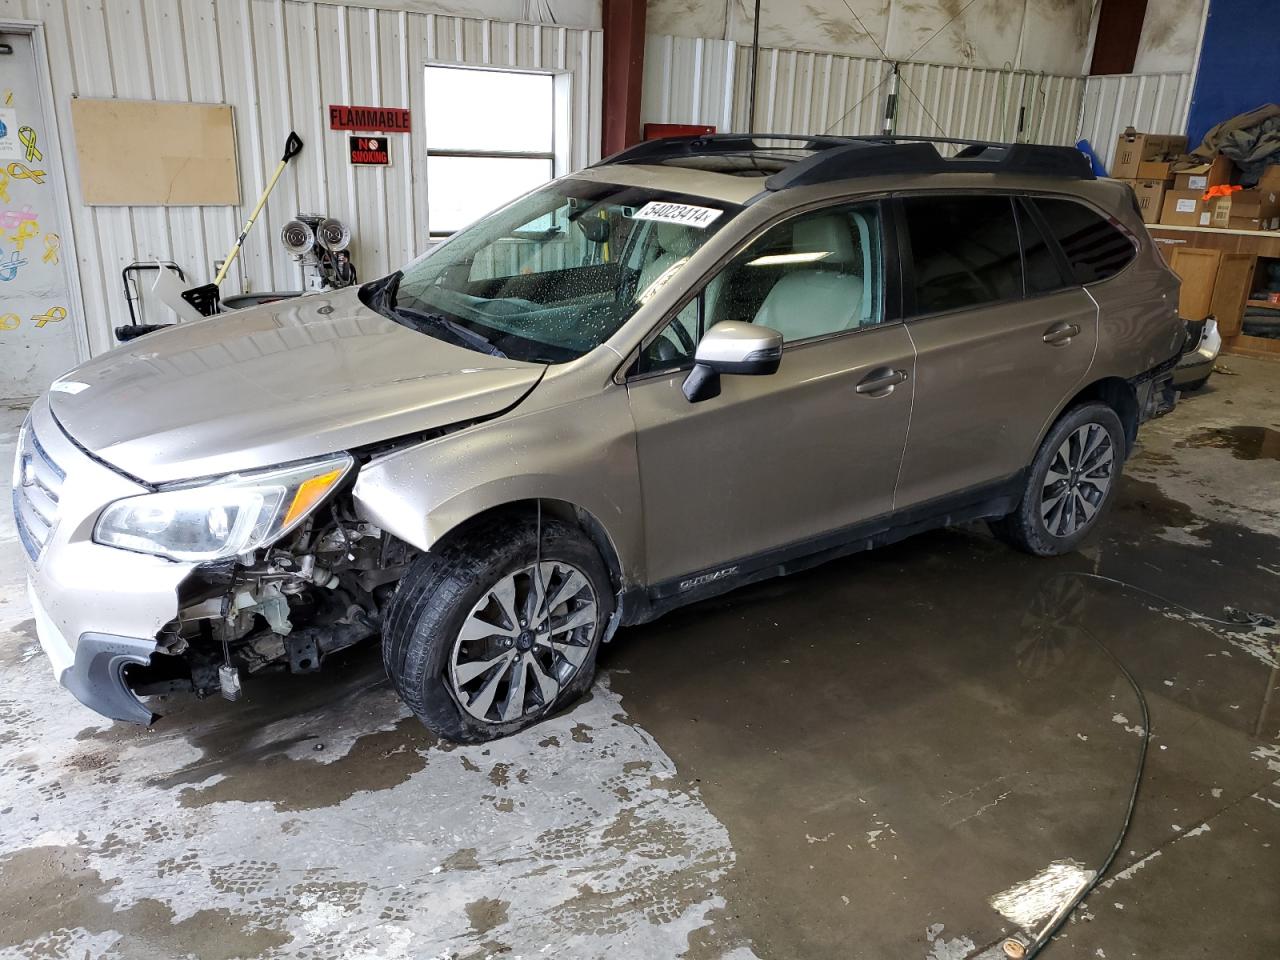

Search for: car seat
xmin=753 ymin=215 xmax=865 ymax=341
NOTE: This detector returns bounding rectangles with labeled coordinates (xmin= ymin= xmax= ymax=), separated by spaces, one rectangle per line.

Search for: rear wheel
xmin=990 ymin=402 xmax=1125 ymax=556
xmin=382 ymin=516 xmax=613 ymax=742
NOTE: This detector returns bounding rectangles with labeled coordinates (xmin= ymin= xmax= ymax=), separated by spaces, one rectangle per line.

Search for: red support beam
xmin=602 ymin=0 xmax=647 ymax=157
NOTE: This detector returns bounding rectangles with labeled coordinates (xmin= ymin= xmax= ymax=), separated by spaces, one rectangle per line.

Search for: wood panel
xmin=1148 ymin=226 xmax=1280 ymax=258
xmin=1168 ymin=247 xmax=1220 ymax=321
xmin=70 ymin=98 xmax=240 ymax=206
xmin=1210 ymin=254 xmax=1256 ymax=337
xmin=1223 ymin=334 xmax=1280 ymax=359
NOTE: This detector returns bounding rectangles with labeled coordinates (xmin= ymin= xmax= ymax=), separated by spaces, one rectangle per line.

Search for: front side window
xmin=362 ymin=179 xmax=739 ymax=363
xmin=639 ymin=202 xmax=884 ymax=372
xmin=1033 ymin=197 xmax=1136 ymax=284
xmin=903 ymin=195 xmax=1022 ymax=315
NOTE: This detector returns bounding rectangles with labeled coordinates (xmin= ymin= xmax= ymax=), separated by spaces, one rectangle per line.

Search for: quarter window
xmin=1032 ymin=198 xmax=1136 ymax=284
xmin=903 ymin=195 xmax=1022 ymax=314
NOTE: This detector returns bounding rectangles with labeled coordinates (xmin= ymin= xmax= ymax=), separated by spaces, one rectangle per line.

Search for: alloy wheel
xmin=1040 ymin=422 xmax=1114 ymax=538
xmin=449 ymin=561 xmax=598 ymax=724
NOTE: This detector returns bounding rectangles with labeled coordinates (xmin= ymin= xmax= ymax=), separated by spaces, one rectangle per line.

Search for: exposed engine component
xmin=140 ymin=498 xmax=416 ymax=701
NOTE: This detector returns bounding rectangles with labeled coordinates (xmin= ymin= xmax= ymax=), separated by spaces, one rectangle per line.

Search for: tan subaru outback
xmin=15 ymin=135 xmax=1186 ymax=741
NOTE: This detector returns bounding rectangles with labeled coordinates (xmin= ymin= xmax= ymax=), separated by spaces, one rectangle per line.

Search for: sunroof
xmin=659 ymin=152 xmax=805 ymax=176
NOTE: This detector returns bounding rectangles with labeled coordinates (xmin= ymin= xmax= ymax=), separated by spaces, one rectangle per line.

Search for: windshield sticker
xmin=632 ymin=201 xmax=723 ymax=229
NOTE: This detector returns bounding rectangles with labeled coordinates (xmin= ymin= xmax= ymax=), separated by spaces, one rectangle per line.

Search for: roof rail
xmin=595 ymin=133 xmax=1095 ymax=187
xmin=597 ymin=133 xmax=854 ymax=166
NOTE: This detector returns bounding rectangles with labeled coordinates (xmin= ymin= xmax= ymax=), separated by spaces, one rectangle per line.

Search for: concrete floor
xmin=0 ymin=359 xmax=1277 ymax=960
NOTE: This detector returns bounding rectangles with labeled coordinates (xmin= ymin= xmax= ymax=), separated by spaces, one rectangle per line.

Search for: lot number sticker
xmin=633 ymin=201 xmax=723 ymax=229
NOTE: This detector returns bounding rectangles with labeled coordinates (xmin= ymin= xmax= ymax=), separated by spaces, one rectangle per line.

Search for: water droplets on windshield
xmin=362 ymin=179 xmax=740 ymax=364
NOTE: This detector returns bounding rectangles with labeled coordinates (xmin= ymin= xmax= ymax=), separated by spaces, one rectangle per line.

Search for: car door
xmin=892 ymin=193 xmax=1100 ymax=509
xmin=625 ymin=200 xmax=916 ymax=590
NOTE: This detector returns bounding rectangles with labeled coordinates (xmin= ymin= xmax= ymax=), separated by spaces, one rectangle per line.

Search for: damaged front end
xmin=128 ymin=496 xmax=418 ymax=709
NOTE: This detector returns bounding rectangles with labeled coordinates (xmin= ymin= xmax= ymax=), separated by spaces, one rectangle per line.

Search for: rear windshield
xmin=361 ymin=178 xmax=741 ymax=363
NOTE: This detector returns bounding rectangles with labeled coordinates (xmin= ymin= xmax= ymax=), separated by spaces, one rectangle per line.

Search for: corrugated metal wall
xmin=0 ymin=0 xmax=1194 ymax=358
xmin=642 ymin=34 xmax=1086 ymax=148
xmin=0 ymin=0 xmax=601 ymax=355
xmin=1077 ymin=72 xmax=1195 ymax=171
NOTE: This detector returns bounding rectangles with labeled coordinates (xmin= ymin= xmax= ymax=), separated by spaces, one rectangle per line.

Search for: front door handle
xmin=855 ymin=367 xmax=908 ymax=396
xmin=1043 ymin=321 xmax=1081 ymax=346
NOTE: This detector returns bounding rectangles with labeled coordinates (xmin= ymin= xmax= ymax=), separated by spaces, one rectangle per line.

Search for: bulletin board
xmin=69 ymin=98 xmax=241 ymax=206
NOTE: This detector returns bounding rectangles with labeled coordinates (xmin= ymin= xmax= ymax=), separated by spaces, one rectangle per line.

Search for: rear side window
xmin=903 ymin=196 xmax=1022 ymax=315
xmin=1032 ymin=198 xmax=1136 ymax=284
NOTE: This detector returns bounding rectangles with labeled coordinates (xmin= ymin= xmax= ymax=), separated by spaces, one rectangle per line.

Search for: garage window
xmin=425 ymin=65 xmax=563 ymax=236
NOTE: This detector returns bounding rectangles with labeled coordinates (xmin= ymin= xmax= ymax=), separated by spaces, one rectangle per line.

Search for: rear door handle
xmin=1043 ymin=321 xmax=1081 ymax=346
xmin=855 ymin=367 xmax=908 ymax=396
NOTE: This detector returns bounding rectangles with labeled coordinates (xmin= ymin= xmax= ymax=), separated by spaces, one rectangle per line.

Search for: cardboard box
xmin=1112 ymin=131 xmax=1186 ymax=178
xmin=1211 ymin=188 xmax=1280 ymax=228
xmin=1123 ymin=178 xmax=1167 ymax=223
xmin=1136 ymin=159 xmax=1175 ymax=181
xmin=1160 ymin=189 xmax=1212 ymax=227
xmin=1172 ymin=154 xmax=1234 ymax=191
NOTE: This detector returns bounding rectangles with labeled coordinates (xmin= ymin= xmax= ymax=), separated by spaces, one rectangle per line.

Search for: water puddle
xmin=1176 ymin=426 xmax=1280 ymax=461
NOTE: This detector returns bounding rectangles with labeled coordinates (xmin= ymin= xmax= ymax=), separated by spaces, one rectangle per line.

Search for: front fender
xmin=352 ymin=387 xmax=645 ymax=586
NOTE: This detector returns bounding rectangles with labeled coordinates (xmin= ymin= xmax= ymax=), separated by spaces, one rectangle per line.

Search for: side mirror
xmin=682 ymin=321 xmax=783 ymax=403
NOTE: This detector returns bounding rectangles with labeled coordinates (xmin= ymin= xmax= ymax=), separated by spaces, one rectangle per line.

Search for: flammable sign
xmin=349 ymin=135 xmax=390 ymax=166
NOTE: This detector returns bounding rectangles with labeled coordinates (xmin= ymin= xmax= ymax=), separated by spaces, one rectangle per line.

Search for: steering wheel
xmin=667 ymin=319 xmax=696 ymax=356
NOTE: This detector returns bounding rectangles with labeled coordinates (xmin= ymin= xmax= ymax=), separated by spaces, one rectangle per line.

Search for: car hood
xmin=48 ymin=288 xmax=546 ymax=484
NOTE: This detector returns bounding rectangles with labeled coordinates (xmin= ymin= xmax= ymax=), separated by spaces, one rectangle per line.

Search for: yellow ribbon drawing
xmin=0 ymin=168 xmax=8 ymax=204
xmin=17 ymin=126 xmax=41 ymax=163
xmin=0 ymin=314 xmax=19 ymax=331
xmin=32 ymin=306 xmax=66 ymax=328
xmin=7 ymin=162 xmax=46 ymax=185
xmin=42 ymin=233 xmax=60 ymax=264
xmin=10 ymin=219 xmax=38 ymax=251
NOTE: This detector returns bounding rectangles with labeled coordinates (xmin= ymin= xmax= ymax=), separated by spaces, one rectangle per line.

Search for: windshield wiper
xmin=394 ymin=308 xmax=509 ymax=359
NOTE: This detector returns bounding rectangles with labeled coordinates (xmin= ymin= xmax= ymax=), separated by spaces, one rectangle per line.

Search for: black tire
xmin=382 ymin=515 xmax=613 ymax=743
xmin=990 ymin=402 xmax=1126 ymax=557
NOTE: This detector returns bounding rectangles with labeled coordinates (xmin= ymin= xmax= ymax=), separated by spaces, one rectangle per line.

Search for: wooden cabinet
xmin=1149 ymin=225 xmax=1280 ymax=359
xmin=1210 ymin=254 xmax=1256 ymax=337
xmin=1168 ymin=247 xmax=1220 ymax=320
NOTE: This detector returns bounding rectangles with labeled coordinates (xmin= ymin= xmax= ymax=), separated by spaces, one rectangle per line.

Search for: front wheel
xmin=382 ymin=516 xmax=613 ymax=742
xmin=990 ymin=402 xmax=1125 ymax=557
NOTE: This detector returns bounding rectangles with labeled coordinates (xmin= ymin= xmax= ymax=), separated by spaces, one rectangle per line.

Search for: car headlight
xmin=94 ymin=454 xmax=354 ymax=562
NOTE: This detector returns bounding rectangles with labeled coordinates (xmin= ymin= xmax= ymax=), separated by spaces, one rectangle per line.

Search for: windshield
xmin=360 ymin=178 xmax=740 ymax=363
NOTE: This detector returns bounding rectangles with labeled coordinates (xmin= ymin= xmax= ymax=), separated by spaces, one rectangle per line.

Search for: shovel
xmin=181 ymin=131 xmax=304 ymax=316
